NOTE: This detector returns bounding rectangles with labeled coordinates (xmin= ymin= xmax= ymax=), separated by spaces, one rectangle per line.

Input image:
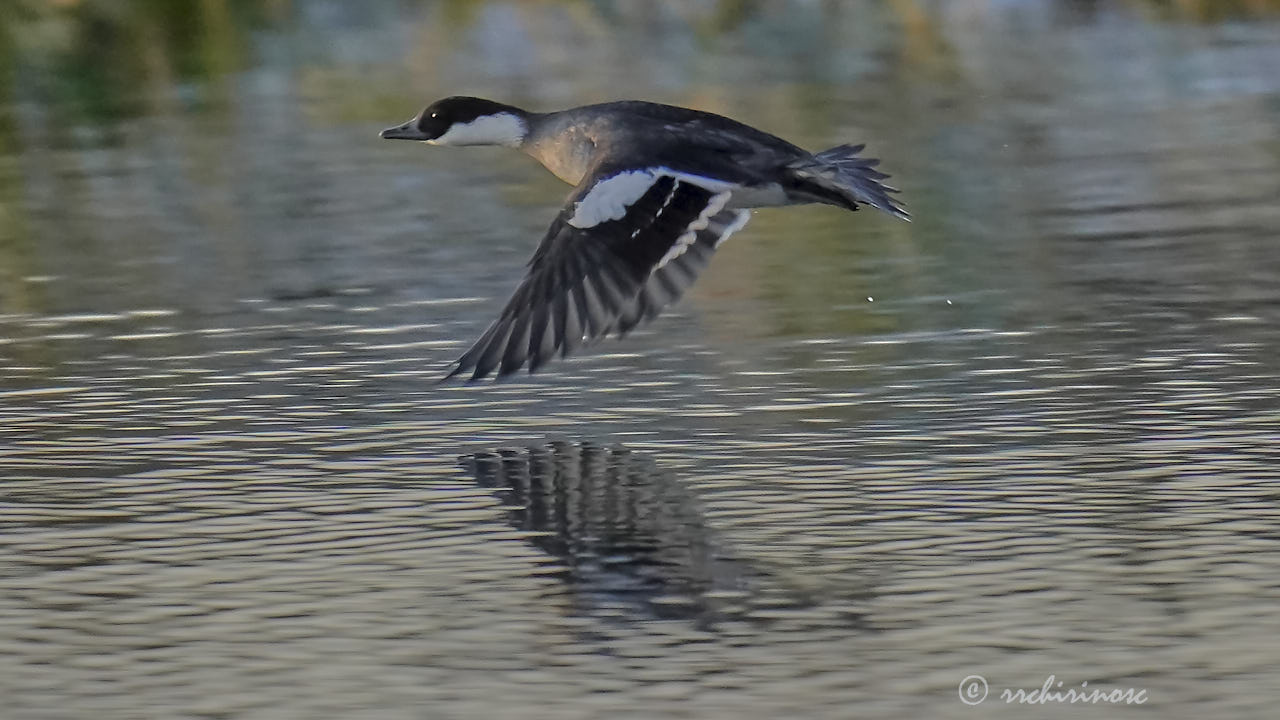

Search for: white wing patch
xmin=568 ymin=168 xmax=741 ymax=229
xmin=568 ymin=170 xmax=660 ymax=228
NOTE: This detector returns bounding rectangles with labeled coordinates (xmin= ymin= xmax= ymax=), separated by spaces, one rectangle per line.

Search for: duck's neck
xmin=520 ymin=112 xmax=599 ymax=186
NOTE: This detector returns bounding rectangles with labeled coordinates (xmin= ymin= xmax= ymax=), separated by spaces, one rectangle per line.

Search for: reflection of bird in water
xmin=463 ymin=441 xmax=765 ymax=624
xmin=383 ymin=96 xmax=908 ymax=380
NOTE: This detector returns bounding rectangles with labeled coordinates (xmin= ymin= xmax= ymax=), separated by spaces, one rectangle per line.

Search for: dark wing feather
xmin=444 ymin=172 xmax=749 ymax=382
xmin=613 ymin=208 xmax=749 ymax=336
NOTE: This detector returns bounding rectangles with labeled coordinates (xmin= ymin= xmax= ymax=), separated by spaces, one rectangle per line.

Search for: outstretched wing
xmin=445 ymin=169 xmax=751 ymax=381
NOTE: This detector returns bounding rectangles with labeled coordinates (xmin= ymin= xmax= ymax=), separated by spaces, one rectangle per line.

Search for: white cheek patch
xmin=568 ymin=170 xmax=661 ymax=228
xmin=428 ymin=113 xmax=527 ymax=147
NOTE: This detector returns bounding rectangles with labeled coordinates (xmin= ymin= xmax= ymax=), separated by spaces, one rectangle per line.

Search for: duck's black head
xmin=380 ymin=96 xmax=529 ymax=147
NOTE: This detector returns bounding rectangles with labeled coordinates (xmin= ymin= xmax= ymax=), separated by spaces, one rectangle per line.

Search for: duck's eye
xmin=430 ymin=112 xmax=438 ymax=118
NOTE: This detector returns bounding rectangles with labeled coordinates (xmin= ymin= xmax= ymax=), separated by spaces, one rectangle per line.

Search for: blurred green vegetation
xmin=0 ymin=0 xmax=1277 ymax=148
xmin=1 ymin=0 xmax=1277 ymax=140
xmin=0 ymin=0 xmax=277 ymax=134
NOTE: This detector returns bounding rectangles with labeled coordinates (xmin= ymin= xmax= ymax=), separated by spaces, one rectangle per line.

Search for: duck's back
xmin=574 ymin=101 xmax=805 ymax=159
xmin=526 ymin=101 xmax=807 ymax=186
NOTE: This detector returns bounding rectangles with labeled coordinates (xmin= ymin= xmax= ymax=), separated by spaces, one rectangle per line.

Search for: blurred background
xmin=2 ymin=1 xmax=1279 ymax=718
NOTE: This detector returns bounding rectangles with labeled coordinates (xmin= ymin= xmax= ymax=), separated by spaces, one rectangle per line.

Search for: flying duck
xmin=381 ymin=96 xmax=908 ymax=381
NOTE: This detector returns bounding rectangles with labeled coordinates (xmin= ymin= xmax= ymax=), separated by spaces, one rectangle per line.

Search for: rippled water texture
xmin=2 ymin=1 xmax=1280 ymax=718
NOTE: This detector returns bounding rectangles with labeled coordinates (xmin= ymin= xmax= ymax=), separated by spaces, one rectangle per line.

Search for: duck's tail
xmin=785 ymin=144 xmax=910 ymax=221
